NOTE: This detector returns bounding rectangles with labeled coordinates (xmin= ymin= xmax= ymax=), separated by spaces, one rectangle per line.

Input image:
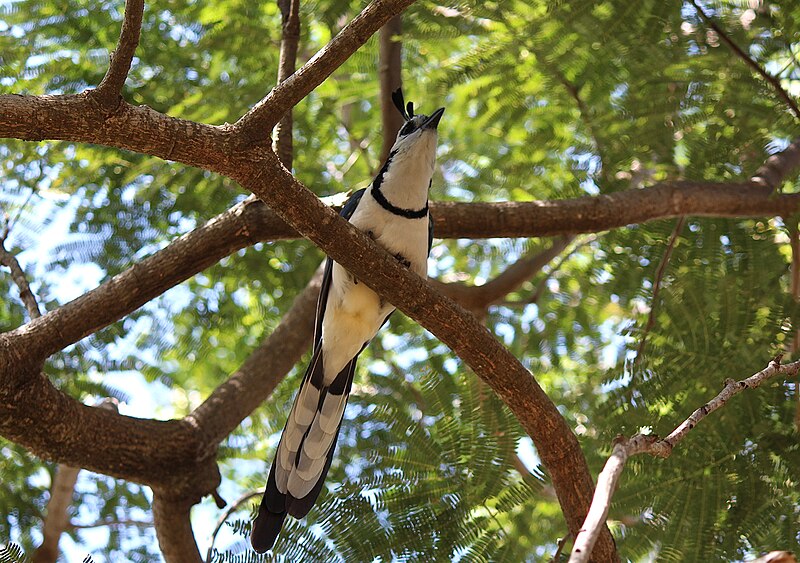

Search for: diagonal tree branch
xmin=187 ymin=268 xmax=321 ymax=443
xmin=234 ymin=149 xmax=619 ymax=560
xmin=236 ymin=0 xmax=417 ymax=141
xmin=689 ymin=0 xmax=800 ymax=121
xmin=431 ymin=236 xmax=573 ymax=316
xmin=633 ymin=217 xmax=686 ymax=368
xmin=568 ymin=355 xmax=800 ymax=563
xmin=0 ymin=237 xmax=41 ymax=321
xmin=93 ymin=0 xmax=145 ymax=110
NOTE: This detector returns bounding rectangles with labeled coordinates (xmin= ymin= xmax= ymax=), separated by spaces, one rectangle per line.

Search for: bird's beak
xmin=422 ymin=107 xmax=445 ymax=130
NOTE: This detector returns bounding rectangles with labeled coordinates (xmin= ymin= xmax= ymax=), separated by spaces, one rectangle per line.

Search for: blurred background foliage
xmin=1 ymin=0 xmax=800 ymax=560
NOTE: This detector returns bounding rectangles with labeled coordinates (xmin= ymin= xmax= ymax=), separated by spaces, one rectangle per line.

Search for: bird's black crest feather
xmin=391 ymin=88 xmax=409 ymax=120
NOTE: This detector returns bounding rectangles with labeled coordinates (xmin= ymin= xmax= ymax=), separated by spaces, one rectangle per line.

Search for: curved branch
xmin=93 ymin=0 xmax=145 ymax=109
xmin=0 ymin=361 xmax=220 ymax=497
xmin=205 ymin=489 xmax=264 ymax=563
xmin=236 ymin=0 xmax=417 ymax=141
xmin=431 ymin=236 xmax=573 ymax=315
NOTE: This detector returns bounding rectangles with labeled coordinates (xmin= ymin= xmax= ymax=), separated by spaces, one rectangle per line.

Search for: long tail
xmin=251 ymin=345 xmax=357 ymax=553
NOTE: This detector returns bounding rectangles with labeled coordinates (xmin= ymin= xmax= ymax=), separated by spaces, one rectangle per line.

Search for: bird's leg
xmin=394 ymin=253 xmax=412 ymax=268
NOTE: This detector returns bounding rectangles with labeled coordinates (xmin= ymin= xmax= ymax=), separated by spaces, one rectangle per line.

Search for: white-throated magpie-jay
xmin=251 ymin=89 xmax=444 ymax=552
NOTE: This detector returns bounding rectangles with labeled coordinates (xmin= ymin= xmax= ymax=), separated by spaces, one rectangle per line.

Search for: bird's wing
xmin=313 ymin=188 xmax=367 ymax=347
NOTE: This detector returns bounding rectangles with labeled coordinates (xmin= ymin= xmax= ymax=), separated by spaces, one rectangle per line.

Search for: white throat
xmin=377 ymin=130 xmax=438 ymax=210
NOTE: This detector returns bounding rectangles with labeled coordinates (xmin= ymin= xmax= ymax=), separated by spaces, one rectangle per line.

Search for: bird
xmin=250 ymin=89 xmax=444 ymax=553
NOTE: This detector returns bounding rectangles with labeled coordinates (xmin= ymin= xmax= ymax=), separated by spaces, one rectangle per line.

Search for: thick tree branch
xmin=8 ymin=181 xmax=800 ymax=384
xmin=152 ymin=494 xmax=203 ymax=563
xmin=93 ymin=0 xmax=144 ymax=110
xmin=0 ymin=360 xmax=220 ymax=496
xmin=569 ymin=355 xmax=800 ymax=563
xmin=689 ymin=0 xmax=800 ymax=121
xmin=235 ymin=150 xmax=618 ymax=560
xmin=236 ymin=0 xmax=417 ymax=141
xmin=273 ymin=0 xmax=301 ymax=168
xmin=378 ymin=15 xmax=404 ymax=164
xmin=0 ymin=93 xmax=238 ymax=175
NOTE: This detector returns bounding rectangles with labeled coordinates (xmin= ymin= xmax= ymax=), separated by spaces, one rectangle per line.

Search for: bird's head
xmin=388 ymin=88 xmax=445 ymax=156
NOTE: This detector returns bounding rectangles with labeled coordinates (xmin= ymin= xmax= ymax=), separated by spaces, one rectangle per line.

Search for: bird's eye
xmin=398 ymin=121 xmax=415 ymax=137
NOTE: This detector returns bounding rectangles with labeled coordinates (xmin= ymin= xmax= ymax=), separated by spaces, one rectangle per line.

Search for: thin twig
xmin=550 ymin=532 xmax=573 ymax=563
xmin=569 ymin=355 xmax=800 ymax=562
xmin=94 ymin=0 xmax=145 ymax=108
xmin=205 ymin=489 xmax=264 ymax=563
xmin=689 ymin=0 xmax=800 ymax=121
xmin=0 ymin=216 xmax=42 ymax=320
xmin=69 ymin=518 xmax=153 ymax=530
xmin=634 ymin=216 xmax=686 ymax=368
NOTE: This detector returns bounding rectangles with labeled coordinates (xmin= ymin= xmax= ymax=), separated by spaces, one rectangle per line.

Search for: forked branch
xmin=236 ymin=0 xmax=418 ymax=141
xmin=93 ymin=0 xmax=145 ymax=109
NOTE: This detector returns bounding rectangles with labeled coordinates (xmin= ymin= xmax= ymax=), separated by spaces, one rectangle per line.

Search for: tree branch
xmin=33 ymin=399 xmax=120 ymax=563
xmin=236 ymin=150 xmax=619 ymax=560
xmin=152 ymin=493 xmax=203 ymax=563
xmin=752 ymin=137 xmax=800 ymax=190
xmin=32 ymin=465 xmax=80 ymax=563
xmin=633 ymin=217 xmax=686 ymax=368
xmin=0 ymin=235 xmax=41 ymax=320
xmin=93 ymin=0 xmax=144 ymax=110
xmin=273 ymin=0 xmax=301 ymax=168
xmin=569 ymin=355 xmax=800 ymax=563
xmin=689 ymin=0 xmax=800 ymax=121
xmin=378 ymin=15 xmax=403 ymax=164
xmin=431 ymin=236 xmax=573 ymax=316
xmin=204 ymin=489 xmax=264 ymax=563
xmin=236 ymin=0 xmax=417 ymax=141
xmin=0 ymin=360 xmax=220 ymax=497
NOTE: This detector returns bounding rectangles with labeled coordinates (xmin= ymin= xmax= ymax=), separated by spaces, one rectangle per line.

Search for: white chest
xmin=348 ymin=192 xmax=430 ymax=278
